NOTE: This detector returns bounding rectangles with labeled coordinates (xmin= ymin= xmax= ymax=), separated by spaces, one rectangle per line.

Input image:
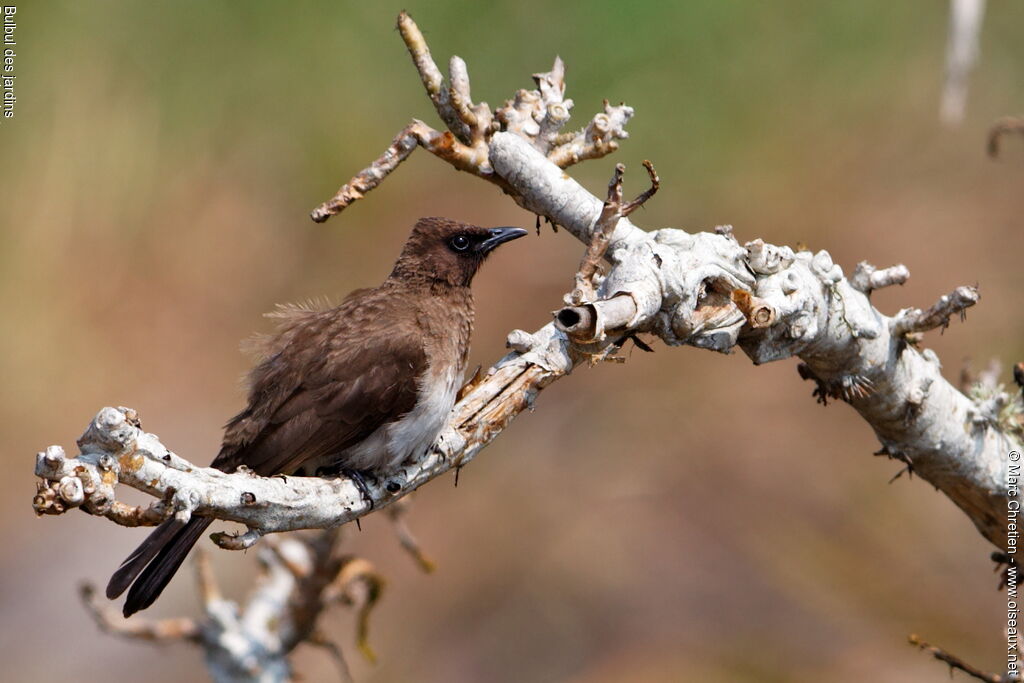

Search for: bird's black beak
xmin=477 ymin=227 xmax=528 ymax=254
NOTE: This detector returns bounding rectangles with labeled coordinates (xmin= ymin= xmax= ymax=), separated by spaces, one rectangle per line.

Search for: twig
xmin=555 ymin=295 xmax=638 ymax=344
xmin=325 ymin=557 xmax=386 ymax=663
xmin=84 ymin=528 xmax=386 ymax=682
xmin=850 ymin=261 xmax=910 ymax=294
xmin=194 ymin=548 xmax=222 ymax=606
xmin=311 ymin=119 xmax=506 ymax=223
xmin=730 ymin=289 xmax=777 ymax=329
xmin=908 ymin=634 xmax=1013 ymax=683
xmin=308 ymin=632 xmax=354 ymax=683
xmin=311 ymin=12 xmax=634 ymax=222
xmin=447 ymin=56 xmax=482 ymax=134
xmin=569 ymin=160 xmax=658 ymax=306
xmin=891 ymin=285 xmax=979 ymax=337
xmin=396 ymin=10 xmax=472 ymax=144
xmin=533 ymin=56 xmax=570 ymax=152
xmin=989 ymin=116 xmax=1024 ymax=158
xmin=386 ymin=498 xmax=436 ymax=573
xmin=79 ymin=583 xmax=200 ymax=643
xmin=547 ymin=100 xmax=635 ymax=168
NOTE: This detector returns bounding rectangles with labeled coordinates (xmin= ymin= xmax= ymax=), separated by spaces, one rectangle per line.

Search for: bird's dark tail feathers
xmin=105 ymin=516 xmax=214 ymax=617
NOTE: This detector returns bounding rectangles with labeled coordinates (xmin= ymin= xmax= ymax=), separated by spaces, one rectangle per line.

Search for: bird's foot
xmin=312 ymin=464 xmax=377 ymax=510
xmin=341 ymin=468 xmax=376 ymax=510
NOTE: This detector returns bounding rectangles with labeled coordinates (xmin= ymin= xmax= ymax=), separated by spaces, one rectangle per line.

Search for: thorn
xmin=888 ymin=466 xmax=911 ymax=484
xmin=988 ymin=116 xmax=1024 ymax=158
xmin=612 ymin=333 xmax=654 ymax=353
xmin=879 ymin=450 xmax=914 ymax=483
xmin=992 ymin=551 xmax=1018 ymax=590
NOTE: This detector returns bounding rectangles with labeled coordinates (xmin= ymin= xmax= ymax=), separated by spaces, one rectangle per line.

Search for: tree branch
xmin=988 ymin=116 xmax=1024 ymax=158
xmin=488 ymin=129 xmax=1020 ymax=550
xmin=909 ymin=634 xmax=1017 ymax=683
xmin=941 ymin=0 xmax=987 ymax=125
xmin=78 ymin=530 xmax=382 ymax=683
xmin=35 ymin=1 xmax=1021 ymax=572
xmin=34 ymin=319 xmax=576 ymax=544
xmin=312 ymin=13 xmax=631 ymax=223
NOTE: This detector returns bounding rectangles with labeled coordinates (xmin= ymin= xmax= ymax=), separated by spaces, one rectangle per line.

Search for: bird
xmin=106 ymin=217 xmax=527 ymax=617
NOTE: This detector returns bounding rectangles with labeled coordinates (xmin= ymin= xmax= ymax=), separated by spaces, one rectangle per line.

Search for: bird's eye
xmin=450 ymin=235 xmax=471 ymax=252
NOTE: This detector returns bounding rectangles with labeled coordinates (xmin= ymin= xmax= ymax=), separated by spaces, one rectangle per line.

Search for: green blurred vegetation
xmin=2 ymin=2 xmax=1023 ymax=682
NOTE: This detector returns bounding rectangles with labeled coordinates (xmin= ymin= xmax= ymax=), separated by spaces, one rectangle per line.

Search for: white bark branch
xmin=34 ymin=3 xmax=1019 ymax=568
xmin=489 ymin=130 xmax=1020 ymax=549
xmin=34 ymin=319 xmax=575 ymax=545
xmin=80 ymin=530 xmax=383 ymax=683
xmin=941 ymin=0 xmax=987 ymax=125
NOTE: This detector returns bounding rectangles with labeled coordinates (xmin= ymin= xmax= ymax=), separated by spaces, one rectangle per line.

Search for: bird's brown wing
xmin=213 ymin=299 xmax=427 ymax=476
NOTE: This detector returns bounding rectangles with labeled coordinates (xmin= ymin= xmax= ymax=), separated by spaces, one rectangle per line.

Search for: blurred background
xmin=3 ymin=1 xmax=1023 ymax=681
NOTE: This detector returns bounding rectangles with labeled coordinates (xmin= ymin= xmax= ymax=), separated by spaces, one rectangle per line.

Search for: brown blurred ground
xmin=2 ymin=2 xmax=1023 ymax=681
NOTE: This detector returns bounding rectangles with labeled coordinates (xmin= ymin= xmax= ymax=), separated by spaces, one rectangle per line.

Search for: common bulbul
xmin=107 ymin=217 xmax=527 ymax=616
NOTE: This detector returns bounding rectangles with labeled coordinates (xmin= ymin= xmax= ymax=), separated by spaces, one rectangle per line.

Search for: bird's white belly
xmin=341 ymin=362 xmax=461 ymax=472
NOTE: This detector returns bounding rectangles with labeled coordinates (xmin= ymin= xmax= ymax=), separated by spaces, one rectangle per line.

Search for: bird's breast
xmin=382 ymin=359 xmax=462 ymax=469
xmin=338 ymin=357 xmax=462 ymax=473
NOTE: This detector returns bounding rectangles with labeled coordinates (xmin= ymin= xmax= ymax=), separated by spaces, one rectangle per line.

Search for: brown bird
xmin=106 ymin=217 xmax=527 ymax=616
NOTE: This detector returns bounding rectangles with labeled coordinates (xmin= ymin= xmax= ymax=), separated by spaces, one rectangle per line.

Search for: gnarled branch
xmin=36 ymin=0 xmax=1021 ymax=602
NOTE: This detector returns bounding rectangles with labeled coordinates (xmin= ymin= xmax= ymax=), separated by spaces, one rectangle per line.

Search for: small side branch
xmin=80 ymin=583 xmax=201 ymax=643
xmin=555 ymin=295 xmax=638 ymax=344
xmin=84 ymin=528 xmax=388 ymax=683
xmin=850 ymin=261 xmax=910 ymax=294
xmin=311 ymin=12 xmax=633 ymax=222
xmin=397 ymin=10 xmax=473 ymax=144
xmin=310 ymin=123 xmax=423 ymax=222
xmin=555 ymin=160 xmax=658 ymax=344
xmin=988 ymin=116 xmax=1024 ymax=158
xmin=386 ymin=498 xmax=437 ymax=573
xmin=908 ymin=634 xmax=1015 ymax=683
xmin=569 ymin=160 xmax=658 ymax=306
xmin=311 ymin=119 xmax=505 ymax=223
xmin=547 ymin=100 xmax=634 ymax=169
xmin=891 ymin=285 xmax=979 ymax=337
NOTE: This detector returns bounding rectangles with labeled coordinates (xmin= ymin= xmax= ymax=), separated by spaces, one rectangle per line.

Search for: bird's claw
xmin=342 ymin=468 xmax=376 ymax=510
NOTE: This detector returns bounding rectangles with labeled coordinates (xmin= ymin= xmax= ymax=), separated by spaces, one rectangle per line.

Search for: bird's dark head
xmin=390 ymin=217 xmax=527 ymax=287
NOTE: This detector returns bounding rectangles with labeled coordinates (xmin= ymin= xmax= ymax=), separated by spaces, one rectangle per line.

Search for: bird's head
xmin=390 ymin=217 xmax=527 ymax=287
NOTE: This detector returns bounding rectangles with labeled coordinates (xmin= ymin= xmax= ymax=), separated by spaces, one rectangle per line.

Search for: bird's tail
xmin=106 ymin=516 xmax=214 ymax=617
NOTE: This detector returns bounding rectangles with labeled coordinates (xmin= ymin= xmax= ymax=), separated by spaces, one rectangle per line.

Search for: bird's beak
xmin=477 ymin=227 xmax=528 ymax=254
